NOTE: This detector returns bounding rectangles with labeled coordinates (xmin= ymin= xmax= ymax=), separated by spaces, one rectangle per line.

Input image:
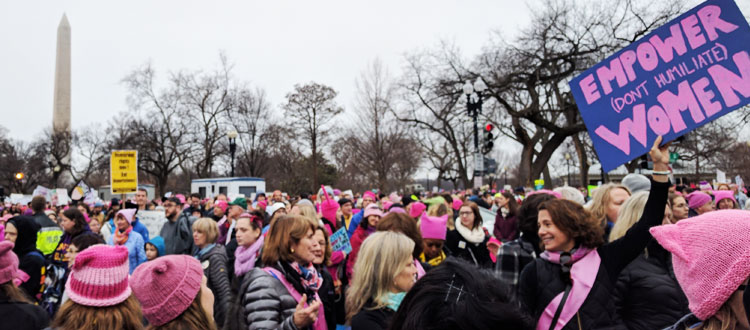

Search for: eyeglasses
xmin=459 ymin=211 xmax=473 ymax=217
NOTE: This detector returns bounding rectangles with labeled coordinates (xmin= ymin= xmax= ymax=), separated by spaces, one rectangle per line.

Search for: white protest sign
xmin=717 ymin=170 xmax=727 ymax=184
xmin=56 ymin=189 xmax=70 ymax=206
xmin=136 ymin=210 xmax=167 ymax=239
xmin=32 ymin=186 xmax=50 ymax=198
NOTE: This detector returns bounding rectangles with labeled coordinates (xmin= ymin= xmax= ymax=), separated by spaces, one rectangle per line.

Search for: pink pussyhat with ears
xmin=409 ymin=202 xmax=426 ymax=219
xmin=650 ymin=210 xmax=750 ymax=320
xmin=320 ymin=185 xmax=339 ymax=222
xmin=451 ymin=199 xmax=463 ymax=211
xmin=420 ymin=213 xmax=448 ymax=241
xmin=712 ymin=190 xmax=737 ymax=207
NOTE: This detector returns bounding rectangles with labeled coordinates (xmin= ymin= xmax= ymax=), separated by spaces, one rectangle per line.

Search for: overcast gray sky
xmin=0 ymin=0 xmax=532 ymax=142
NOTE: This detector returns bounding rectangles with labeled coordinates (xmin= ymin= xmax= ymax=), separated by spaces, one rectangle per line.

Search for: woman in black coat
xmin=518 ymin=137 xmax=671 ymax=330
xmin=444 ymin=202 xmax=493 ymax=268
xmin=6 ymin=216 xmax=44 ymax=300
xmin=612 ymin=240 xmax=690 ymax=330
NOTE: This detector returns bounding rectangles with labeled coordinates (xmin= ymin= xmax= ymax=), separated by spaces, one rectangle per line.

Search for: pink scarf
xmin=536 ymin=247 xmax=600 ymax=330
xmin=234 ymin=235 xmax=264 ymax=277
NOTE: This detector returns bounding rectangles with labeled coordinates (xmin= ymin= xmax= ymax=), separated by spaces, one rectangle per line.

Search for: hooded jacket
xmin=146 ymin=236 xmax=166 ymax=257
xmin=160 ymin=213 xmax=194 ymax=255
xmin=8 ymin=216 xmax=45 ymax=300
xmin=31 ymin=212 xmax=62 ymax=255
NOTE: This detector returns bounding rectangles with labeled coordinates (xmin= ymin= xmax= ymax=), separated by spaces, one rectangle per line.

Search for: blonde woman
xmin=586 ymin=183 xmax=631 ymax=240
xmin=608 ymin=192 xmax=650 ymax=242
xmin=426 ymin=202 xmax=454 ymax=230
xmin=609 ymin=191 xmax=690 ymax=329
xmin=346 ymin=231 xmax=417 ymax=329
xmin=192 ymin=217 xmax=232 ymax=327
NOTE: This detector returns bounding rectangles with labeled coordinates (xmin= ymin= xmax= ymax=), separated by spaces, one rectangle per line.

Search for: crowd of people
xmin=1 ymin=138 xmax=749 ymax=329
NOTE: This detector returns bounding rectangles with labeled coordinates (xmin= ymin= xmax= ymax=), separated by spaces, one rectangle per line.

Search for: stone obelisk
xmin=52 ymin=14 xmax=72 ymax=186
xmin=52 ymin=14 xmax=71 ymax=133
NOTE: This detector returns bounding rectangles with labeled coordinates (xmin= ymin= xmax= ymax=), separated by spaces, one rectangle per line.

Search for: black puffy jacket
xmin=519 ymin=180 xmax=669 ymax=330
xmin=198 ymin=244 xmax=232 ymax=327
xmin=613 ymin=241 xmax=689 ymax=330
xmin=445 ymin=229 xmax=494 ymax=269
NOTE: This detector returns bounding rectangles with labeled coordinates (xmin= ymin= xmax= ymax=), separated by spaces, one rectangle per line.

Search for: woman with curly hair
xmin=519 ymin=136 xmax=671 ymax=330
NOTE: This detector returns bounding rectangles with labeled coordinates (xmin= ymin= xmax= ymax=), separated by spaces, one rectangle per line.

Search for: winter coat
xmin=347 ymin=209 xmax=364 ymax=239
xmin=31 ymin=212 xmax=62 ymax=256
xmin=350 ymin=300 xmax=395 ymax=330
xmin=493 ymin=211 xmax=518 ymax=241
xmin=106 ymin=230 xmax=147 ymax=274
xmin=8 ymin=216 xmax=44 ymax=300
xmin=159 ymin=213 xmax=194 ymax=255
xmin=197 ymin=244 xmax=232 ymax=327
xmin=317 ymin=267 xmax=337 ymax=330
xmin=52 ymin=228 xmax=92 ymax=268
xmin=0 ymin=296 xmax=49 ymax=330
xmin=518 ymin=180 xmax=669 ymax=330
xmin=238 ymin=267 xmax=299 ymax=330
xmin=444 ymin=228 xmax=494 ymax=269
xmin=613 ymin=241 xmax=689 ymax=330
xmin=346 ymin=226 xmax=374 ymax=279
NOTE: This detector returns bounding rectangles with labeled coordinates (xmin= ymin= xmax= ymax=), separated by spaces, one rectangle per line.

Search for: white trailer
xmin=191 ymin=177 xmax=266 ymax=200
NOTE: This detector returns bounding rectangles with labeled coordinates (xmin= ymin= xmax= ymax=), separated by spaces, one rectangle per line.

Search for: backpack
xmin=38 ymin=258 xmax=68 ymax=318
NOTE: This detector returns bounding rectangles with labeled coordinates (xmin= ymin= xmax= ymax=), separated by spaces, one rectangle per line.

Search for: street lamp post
xmin=463 ymin=78 xmax=487 ymax=186
xmin=503 ymin=167 xmax=508 ymax=187
xmin=227 ymin=130 xmax=238 ymax=177
xmin=564 ymin=153 xmax=571 ymax=186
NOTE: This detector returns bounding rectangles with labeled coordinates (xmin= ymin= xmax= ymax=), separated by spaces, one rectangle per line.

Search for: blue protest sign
xmin=330 ymin=227 xmax=352 ymax=254
xmin=569 ymin=0 xmax=750 ymax=172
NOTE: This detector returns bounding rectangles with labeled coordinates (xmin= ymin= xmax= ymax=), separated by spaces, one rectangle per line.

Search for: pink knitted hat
xmin=0 ymin=241 xmax=19 ymax=285
xmin=452 ymin=199 xmax=463 ymax=211
xmin=420 ymin=213 xmax=448 ymax=240
xmin=116 ymin=209 xmax=137 ymax=224
xmin=686 ymin=191 xmax=712 ymax=210
xmin=363 ymin=191 xmax=377 ymax=201
xmin=363 ymin=204 xmax=383 ymax=219
xmin=382 ymin=201 xmax=393 ymax=212
xmin=66 ymin=244 xmax=131 ymax=307
xmin=713 ymin=190 xmax=737 ymax=207
xmin=131 ymin=255 xmax=204 ymax=326
xmin=320 ymin=186 xmax=340 ymax=221
xmin=650 ymin=210 xmax=750 ymax=320
xmin=409 ymin=202 xmax=426 ymax=218
xmin=214 ymin=200 xmax=228 ymax=213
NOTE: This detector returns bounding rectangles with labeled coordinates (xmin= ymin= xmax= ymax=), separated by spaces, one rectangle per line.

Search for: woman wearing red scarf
xmin=105 ymin=209 xmax=146 ymax=274
xmin=518 ymin=136 xmax=671 ymax=330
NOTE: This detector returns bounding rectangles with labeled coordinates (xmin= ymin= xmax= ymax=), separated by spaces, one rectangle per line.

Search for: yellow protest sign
xmin=110 ymin=150 xmax=138 ymax=194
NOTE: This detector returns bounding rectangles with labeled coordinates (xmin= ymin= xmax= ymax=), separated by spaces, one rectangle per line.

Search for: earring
xmin=290 ymin=248 xmax=295 ymax=253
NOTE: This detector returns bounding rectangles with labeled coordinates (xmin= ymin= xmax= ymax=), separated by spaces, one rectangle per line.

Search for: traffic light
xmin=482 ymin=124 xmax=494 ymax=154
xmin=14 ymin=172 xmax=24 ymax=180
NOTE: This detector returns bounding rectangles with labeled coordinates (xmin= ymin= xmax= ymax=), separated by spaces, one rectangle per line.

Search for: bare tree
xmin=674 ymin=116 xmax=738 ymax=181
xmin=230 ymin=87 xmax=274 ymax=177
xmin=337 ymin=59 xmax=422 ymax=192
xmin=396 ymin=43 xmax=475 ymax=188
xmin=283 ymin=82 xmax=343 ymax=191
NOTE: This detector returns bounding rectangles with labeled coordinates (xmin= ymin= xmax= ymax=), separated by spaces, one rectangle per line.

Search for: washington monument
xmin=52 ymin=14 xmax=71 ymax=133
xmin=52 ymin=14 xmax=72 ymax=185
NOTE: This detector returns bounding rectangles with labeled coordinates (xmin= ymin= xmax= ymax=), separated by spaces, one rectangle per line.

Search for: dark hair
xmin=439 ymin=192 xmax=453 ymax=205
xmin=62 ymin=208 xmax=89 ymax=236
xmin=376 ymin=213 xmax=424 ymax=259
xmin=167 ymin=197 xmax=182 ymax=206
xmin=137 ymin=187 xmax=148 ymax=193
xmin=360 ymin=208 xmax=382 ymax=229
xmin=31 ymin=196 xmax=46 ymax=213
xmin=517 ymin=193 xmax=556 ymax=253
xmin=190 ymin=193 xmax=201 ymax=200
xmin=71 ymin=233 xmax=105 ymax=251
xmin=77 ymin=202 xmax=91 ymax=216
xmin=501 ymin=191 xmax=519 ymax=218
xmin=389 ymin=258 xmax=534 ymax=330
xmin=538 ymin=199 xmax=604 ymax=248
xmin=459 ymin=202 xmax=483 ymax=230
